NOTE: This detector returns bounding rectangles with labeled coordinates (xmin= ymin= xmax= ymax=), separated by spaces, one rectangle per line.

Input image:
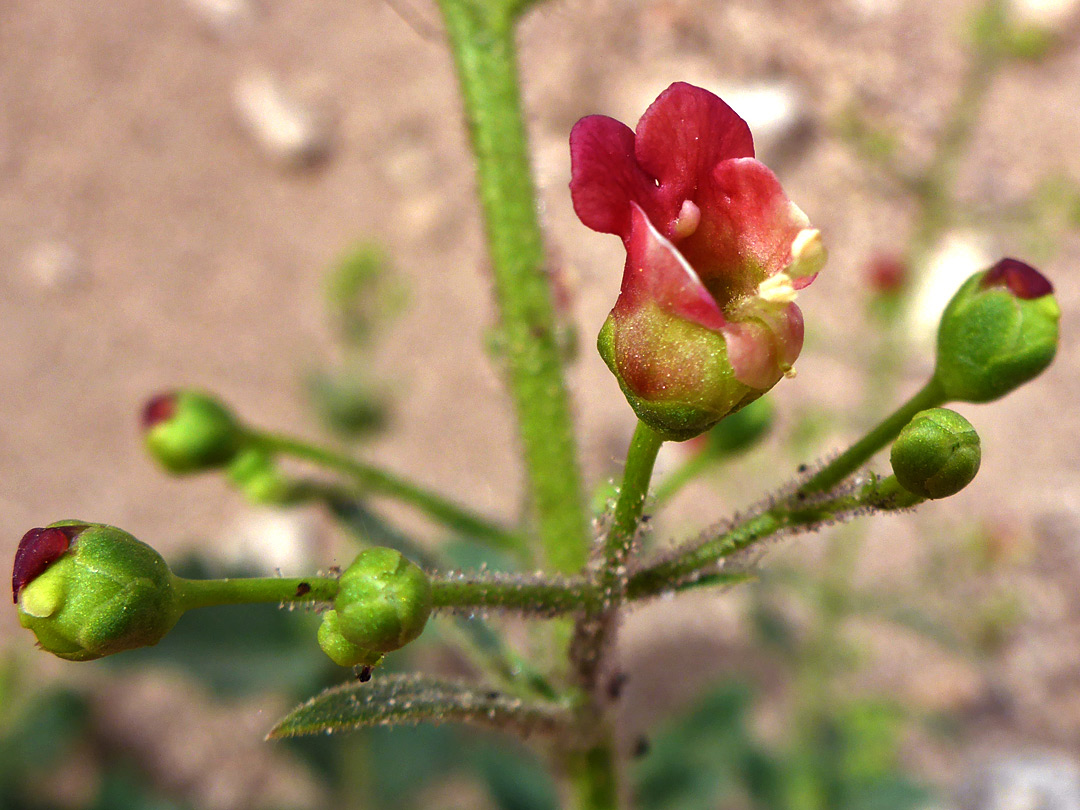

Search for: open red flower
xmin=571 ymin=82 xmax=825 ymax=438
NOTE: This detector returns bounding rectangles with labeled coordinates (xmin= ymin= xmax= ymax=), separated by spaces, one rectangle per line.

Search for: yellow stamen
xmin=758 ymin=272 xmax=798 ymax=304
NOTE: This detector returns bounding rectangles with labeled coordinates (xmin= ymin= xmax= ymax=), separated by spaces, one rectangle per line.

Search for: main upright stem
xmin=436 ymin=0 xmax=588 ymax=574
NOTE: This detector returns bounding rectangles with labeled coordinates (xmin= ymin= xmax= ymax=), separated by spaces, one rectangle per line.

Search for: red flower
xmin=571 ymin=82 xmax=825 ymax=438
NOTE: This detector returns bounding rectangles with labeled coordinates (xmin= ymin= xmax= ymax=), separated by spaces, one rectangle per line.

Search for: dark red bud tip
xmin=12 ymin=525 xmax=85 ymax=603
xmin=981 ymin=258 xmax=1053 ymax=299
xmin=866 ymin=255 xmax=907 ymax=293
xmin=141 ymin=393 xmax=178 ymax=431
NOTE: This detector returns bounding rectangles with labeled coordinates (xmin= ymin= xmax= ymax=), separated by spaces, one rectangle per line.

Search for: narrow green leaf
xmin=269 ymin=674 xmax=570 ymax=739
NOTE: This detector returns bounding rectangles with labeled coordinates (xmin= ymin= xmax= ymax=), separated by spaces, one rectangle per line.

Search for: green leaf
xmin=473 ymin=741 xmax=559 ymax=810
xmin=635 ymin=683 xmax=758 ymax=810
xmin=269 ymin=675 xmax=569 ymax=739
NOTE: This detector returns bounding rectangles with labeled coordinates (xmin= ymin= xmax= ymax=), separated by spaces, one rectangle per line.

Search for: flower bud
xmin=934 ymin=259 xmax=1059 ymax=403
xmin=322 ymin=548 xmax=431 ymax=667
xmin=13 ymin=522 xmax=182 ymax=661
xmin=143 ymin=391 xmax=246 ymax=474
xmin=226 ymin=447 xmax=296 ymax=505
xmin=890 ymin=408 xmax=981 ymax=500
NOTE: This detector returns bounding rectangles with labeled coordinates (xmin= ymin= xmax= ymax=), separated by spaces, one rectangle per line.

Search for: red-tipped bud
xmin=142 ymin=390 xmax=246 ymax=474
xmin=935 ymin=258 xmax=1059 ymax=403
xmin=865 ymin=255 xmax=908 ymax=294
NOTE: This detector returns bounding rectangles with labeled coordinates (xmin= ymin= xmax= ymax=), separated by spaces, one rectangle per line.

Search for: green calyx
xmin=143 ymin=391 xmax=246 ymax=474
xmin=597 ymin=316 xmax=760 ymax=442
xmin=317 ymin=548 xmax=432 ymax=669
xmin=890 ymin=409 xmax=981 ymax=500
xmin=934 ymin=268 xmax=1059 ymax=403
xmin=16 ymin=523 xmax=182 ymax=661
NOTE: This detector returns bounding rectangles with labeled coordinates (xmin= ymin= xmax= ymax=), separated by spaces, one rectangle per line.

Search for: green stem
xmin=431 ymin=573 xmax=598 ymax=615
xmin=627 ymin=476 xmax=923 ymax=600
xmin=257 ymin=432 xmax=526 ymax=554
xmin=435 ymin=0 xmax=588 ymax=573
xmin=173 ymin=575 xmax=339 ymax=612
xmin=796 ymin=378 xmax=946 ymax=497
xmin=565 ymin=743 xmax=619 ymax=810
xmin=570 ymin=421 xmax=664 ymax=692
xmin=600 ymin=422 xmax=664 ymax=577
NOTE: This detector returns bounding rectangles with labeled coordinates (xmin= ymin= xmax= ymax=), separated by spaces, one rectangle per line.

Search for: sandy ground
xmin=3 ymin=0 xmax=1080 ymax=804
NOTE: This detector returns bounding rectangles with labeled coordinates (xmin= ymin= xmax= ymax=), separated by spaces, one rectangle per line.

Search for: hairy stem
xmin=173 ymin=575 xmax=339 ymax=612
xmin=796 ymin=378 xmax=945 ymax=497
xmin=435 ymin=0 xmax=588 ymax=573
xmin=599 ymin=422 xmax=664 ymax=578
xmin=627 ymin=475 xmax=923 ymax=600
xmin=257 ymin=432 xmax=526 ymax=554
xmin=431 ymin=572 xmax=598 ymax=615
xmin=570 ymin=421 xmax=664 ymax=694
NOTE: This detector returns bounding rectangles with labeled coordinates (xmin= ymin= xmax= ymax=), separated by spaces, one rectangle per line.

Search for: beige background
xmin=3 ymin=0 xmax=1080 ymax=800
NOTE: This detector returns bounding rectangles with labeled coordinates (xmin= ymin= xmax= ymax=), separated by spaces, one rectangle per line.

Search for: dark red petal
xmin=981 ymin=258 xmax=1053 ymax=299
xmin=569 ymin=115 xmax=658 ymax=239
xmin=142 ymin=393 xmax=178 ymax=430
xmin=12 ymin=526 xmax=84 ymax=603
xmin=635 ymin=83 xmax=754 ymax=217
xmin=613 ymin=203 xmax=727 ymax=332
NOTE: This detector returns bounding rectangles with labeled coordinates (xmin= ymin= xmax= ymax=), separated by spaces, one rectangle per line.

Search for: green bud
xmin=317 ymin=610 xmax=383 ymax=669
xmin=13 ymin=523 xmax=182 ymax=661
xmin=324 ymin=548 xmax=431 ymax=666
xmin=226 ymin=447 xmax=296 ymax=505
xmin=142 ymin=391 xmax=246 ymax=474
xmin=934 ymin=259 xmax=1059 ymax=403
xmin=890 ymin=409 xmax=981 ymax=500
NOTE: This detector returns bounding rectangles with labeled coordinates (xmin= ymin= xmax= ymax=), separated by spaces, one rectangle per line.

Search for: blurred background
xmin=2 ymin=0 xmax=1080 ymax=808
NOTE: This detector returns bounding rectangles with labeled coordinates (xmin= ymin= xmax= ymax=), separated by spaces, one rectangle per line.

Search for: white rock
xmin=844 ymin=0 xmax=901 ymax=20
xmin=714 ymin=81 xmax=810 ymax=164
xmin=958 ymin=753 xmax=1080 ymax=810
xmin=232 ymin=72 xmax=331 ymax=167
xmin=21 ymin=241 xmax=85 ymax=291
xmin=183 ymin=0 xmax=255 ymax=36
xmin=904 ymin=231 xmax=993 ymax=350
xmin=223 ymin=508 xmax=321 ymax=574
xmin=1008 ymin=0 xmax=1080 ymax=28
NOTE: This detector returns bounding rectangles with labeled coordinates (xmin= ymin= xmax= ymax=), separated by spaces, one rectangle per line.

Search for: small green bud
xmin=142 ymin=391 xmax=246 ymax=474
xmin=323 ymin=548 xmax=431 ymax=667
xmin=934 ymin=259 xmax=1059 ymax=403
xmin=226 ymin=447 xmax=296 ymax=505
xmin=317 ymin=610 xmax=383 ymax=669
xmin=890 ymin=408 xmax=981 ymax=500
xmin=13 ymin=523 xmax=182 ymax=661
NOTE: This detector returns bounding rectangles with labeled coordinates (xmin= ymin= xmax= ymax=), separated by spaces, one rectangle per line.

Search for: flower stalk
xmin=256 ymin=431 xmax=528 ymax=554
